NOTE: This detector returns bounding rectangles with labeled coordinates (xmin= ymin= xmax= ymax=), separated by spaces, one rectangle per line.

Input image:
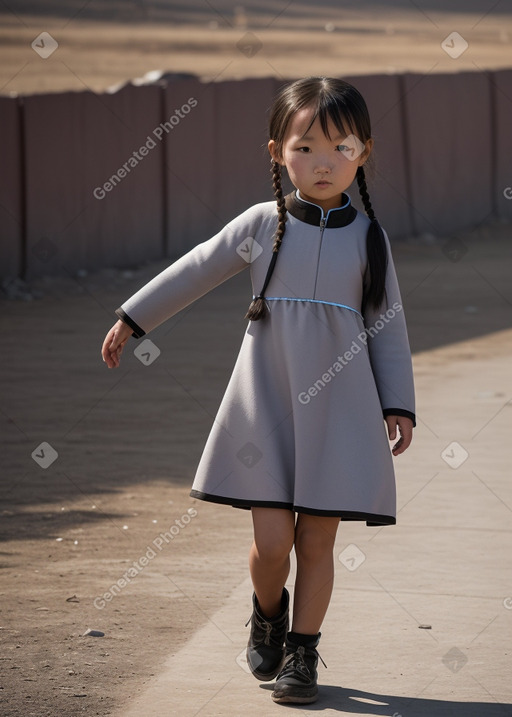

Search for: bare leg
xmin=292 ymin=514 xmax=340 ymax=634
xmin=249 ymin=507 xmax=295 ymax=617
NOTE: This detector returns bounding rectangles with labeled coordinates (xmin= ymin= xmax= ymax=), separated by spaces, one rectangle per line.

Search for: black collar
xmin=284 ymin=190 xmax=357 ymax=228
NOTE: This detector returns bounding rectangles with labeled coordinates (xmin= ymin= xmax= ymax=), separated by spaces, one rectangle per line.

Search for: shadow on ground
xmin=1 ymin=226 xmax=511 ymax=529
xmin=260 ymin=682 xmax=512 ymax=715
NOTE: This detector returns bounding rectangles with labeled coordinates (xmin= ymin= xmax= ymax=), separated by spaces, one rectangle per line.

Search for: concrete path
xmin=117 ymin=329 xmax=512 ymax=716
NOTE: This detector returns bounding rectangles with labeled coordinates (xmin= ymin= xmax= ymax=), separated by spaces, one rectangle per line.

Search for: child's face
xmin=269 ymin=106 xmax=373 ymax=213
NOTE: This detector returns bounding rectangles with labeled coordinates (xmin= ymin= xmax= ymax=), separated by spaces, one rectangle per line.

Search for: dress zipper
xmin=312 ymin=217 xmax=327 ymax=298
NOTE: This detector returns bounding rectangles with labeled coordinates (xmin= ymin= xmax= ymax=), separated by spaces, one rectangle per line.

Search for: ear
xmin=268 ymin=139 xmax=284 ymax=165
xmin=358 ymin=137 xmax=374 ymax=167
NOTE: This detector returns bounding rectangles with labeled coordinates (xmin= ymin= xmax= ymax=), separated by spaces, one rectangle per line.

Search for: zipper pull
xmin=320 ymin=217 xmax=326 ymax=229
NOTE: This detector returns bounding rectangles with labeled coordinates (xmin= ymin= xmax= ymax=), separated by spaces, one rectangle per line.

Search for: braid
xmin=271 ymin=160 xmax=287 ymax=252
xmin=245 ymin=160 xmax=288 ymax=321
xmin=356 ymin=166 xmax=388 ymax=313
xmin=356 ymin=165 xmax=376 ymax=221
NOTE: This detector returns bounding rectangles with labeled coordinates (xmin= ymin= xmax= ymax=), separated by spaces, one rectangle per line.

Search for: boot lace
xmin=244 ymin=613 xmax=277 ymax=646
xmin=279 ymin=645 xmax=327 ymax=681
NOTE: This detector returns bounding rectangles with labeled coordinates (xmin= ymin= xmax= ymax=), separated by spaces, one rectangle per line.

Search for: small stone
xmin=418 ymin=624 xmax=432 ymax=629
xmin=82 ymin=629 xmax=104 ymax=637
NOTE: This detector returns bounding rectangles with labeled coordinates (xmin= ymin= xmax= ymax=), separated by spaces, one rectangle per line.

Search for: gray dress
xmin=116 ymin=190 xmax=416 ymax=526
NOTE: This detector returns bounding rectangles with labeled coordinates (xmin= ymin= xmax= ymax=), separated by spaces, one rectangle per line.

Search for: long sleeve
xmin=362 ymin=229 xmax=416 ymax=427
xmin=115 ymin=203 xmax=267 ymax=337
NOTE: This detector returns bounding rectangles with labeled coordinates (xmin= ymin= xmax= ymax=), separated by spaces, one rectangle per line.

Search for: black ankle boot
xmin=271 ymin=631 xmax=325 ymax=704
xmin=245 ymin=588 xmax=289 ymax=681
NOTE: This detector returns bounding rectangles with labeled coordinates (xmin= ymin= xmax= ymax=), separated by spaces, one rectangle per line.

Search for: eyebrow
xmin=299 ymin=133 xmax=347 ymax=141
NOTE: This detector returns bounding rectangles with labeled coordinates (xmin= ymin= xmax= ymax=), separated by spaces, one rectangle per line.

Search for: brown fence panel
xmin=163 ymin=76 xmax=277 ymax=260
xmin=402 ymin=70 xmax=493 ymax=237
xmin=0 ymin=97 xmax=22 ymax=278
xmin=213 ymin=77 xmax=277 ymax=220
xmin=343 ymin=73 xmax=413 ymax=239
xmin=22 ymin=84 xmax=164 ymax=280
xmin=492 ymin=69 xmax=512 ymax=221
xmin=163 ymin=77 xmax=217 ymax=259
xmin=2 ymin=71 xmax=508 ymax=282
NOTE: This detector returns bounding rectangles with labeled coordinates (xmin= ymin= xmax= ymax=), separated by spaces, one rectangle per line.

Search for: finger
xmin=101 ymin=337 xmax=116 ymax=367
xmin=117 ymin=338 xmax=128 ymax=355
xmin=392 ymin=424 xmax=412 ymax=455
xmin=398 ymin=432 xmax=412 ymax=452
xmin=397 ymin=420 xmax=413 ymax=450
xmin=392 ymin=436 xmax=407 ymax=455
xmin=392 ymin=439 xmax=404 ymax=456
xmin=104 ymin=340 xmax=121 ymax=368
xmin=385 ymin=416 xmax=397 ymax=441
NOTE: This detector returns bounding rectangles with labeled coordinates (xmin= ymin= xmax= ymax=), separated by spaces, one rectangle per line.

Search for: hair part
xmin=245 ymin=76 xmax=388 ymax=321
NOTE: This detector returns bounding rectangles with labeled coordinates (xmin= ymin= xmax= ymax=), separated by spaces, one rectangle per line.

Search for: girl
xmin=101 ymin=77 xmax=415 ymax=705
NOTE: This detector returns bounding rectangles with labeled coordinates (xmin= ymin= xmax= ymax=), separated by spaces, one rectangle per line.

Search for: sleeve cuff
xmin=115 ymin=308 xmax=146 ymax=339
xmin=382 ymin=408 xmax=416 ymax=428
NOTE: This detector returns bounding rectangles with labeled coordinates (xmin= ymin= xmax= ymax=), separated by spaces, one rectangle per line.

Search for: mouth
xmin=314 ymin=181 xmax=331 ymax=188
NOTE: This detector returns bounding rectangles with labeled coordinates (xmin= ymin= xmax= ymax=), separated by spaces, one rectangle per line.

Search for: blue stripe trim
xmin=257 ymin=296 xmax=363 ymax=319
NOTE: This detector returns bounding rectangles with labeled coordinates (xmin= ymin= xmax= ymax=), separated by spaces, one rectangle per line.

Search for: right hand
xmin=101 ymin=319 xmax=133 ymax=368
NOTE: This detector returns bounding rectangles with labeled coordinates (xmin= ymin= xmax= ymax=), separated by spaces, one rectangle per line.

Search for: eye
xmin=335 ymin=144 xmax=349 ymax=152
xmin=297 ymin=146 xmax=311 ymax=153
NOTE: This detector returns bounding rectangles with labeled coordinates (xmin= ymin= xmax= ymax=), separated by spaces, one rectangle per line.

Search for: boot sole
xmin=271 ymin=687 xmax=318 ymax=704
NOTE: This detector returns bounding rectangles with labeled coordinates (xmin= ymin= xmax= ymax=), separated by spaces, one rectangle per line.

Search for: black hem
xmin=383 ymin=408 xmax=416 ymax=428
xmin=115 ymin=307 xmax=145 ymax=338
xmin=189 ymin=490 xmax=395 ymax=526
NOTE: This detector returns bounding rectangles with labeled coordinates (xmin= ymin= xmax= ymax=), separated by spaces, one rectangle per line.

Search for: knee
xmin=253 ymin=533 xmax=293 ymax=565
xmin=294 ymin=526 xmax=335 ymax=564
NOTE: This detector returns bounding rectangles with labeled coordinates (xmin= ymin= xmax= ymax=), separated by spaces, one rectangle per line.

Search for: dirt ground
xmin=1 ymin=219 xmax=511 ymax=716
xmin=1 ymin=3 xmax=512 ymax=715
xmin=1 ymin=1 xmax=512 ymax=96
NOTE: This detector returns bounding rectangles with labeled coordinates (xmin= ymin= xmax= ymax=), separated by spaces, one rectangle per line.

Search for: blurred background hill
xmin=1 ymin=0 xmax=511 ymax=95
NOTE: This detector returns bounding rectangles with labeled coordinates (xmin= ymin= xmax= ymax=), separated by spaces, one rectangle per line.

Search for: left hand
xmin=385 ymin=415 xmax=414 ymax=456
xmin=101 ymin=319 xmax=133 ymax=369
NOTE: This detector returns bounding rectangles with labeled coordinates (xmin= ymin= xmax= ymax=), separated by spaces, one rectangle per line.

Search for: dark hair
xmin=245 ymin=76 xmax=388 ymax=321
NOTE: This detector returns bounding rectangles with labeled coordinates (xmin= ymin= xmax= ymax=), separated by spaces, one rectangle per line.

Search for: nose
xmin=314 ymin=154 xmax=333 ymax=173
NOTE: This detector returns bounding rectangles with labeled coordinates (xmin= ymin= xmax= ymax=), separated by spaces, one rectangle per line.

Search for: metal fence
xmin=1 ymin=69 xmax=511 ymax=280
